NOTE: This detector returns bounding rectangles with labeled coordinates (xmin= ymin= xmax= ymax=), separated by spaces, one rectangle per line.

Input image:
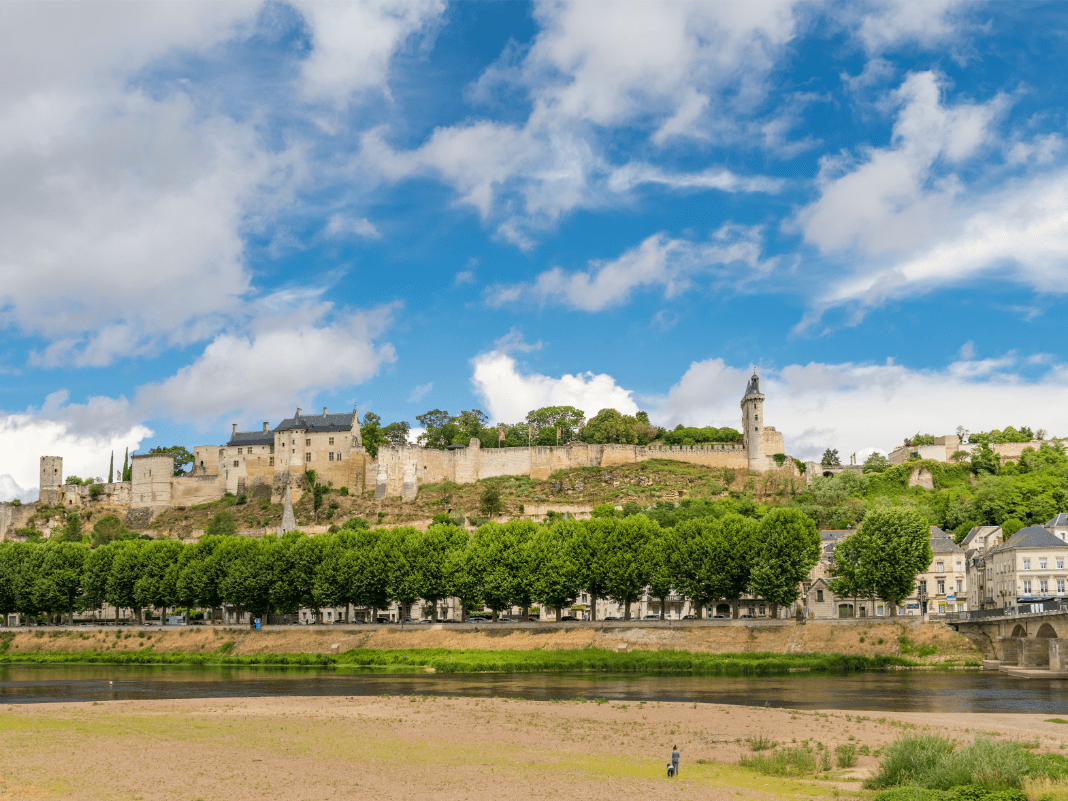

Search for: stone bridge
xmin=950 ymin=604 xmax=1068 ymax=676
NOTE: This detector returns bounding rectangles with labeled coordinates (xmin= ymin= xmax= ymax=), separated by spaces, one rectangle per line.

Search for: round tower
xmin=740 ymin=373 xmax=765 ymax=472
xmin=39 ymin=456 xmax=63 ymax=505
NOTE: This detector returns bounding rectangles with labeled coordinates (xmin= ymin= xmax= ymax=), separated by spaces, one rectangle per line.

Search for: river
xmin=2 ymin=665 xmax=1067 ymax=712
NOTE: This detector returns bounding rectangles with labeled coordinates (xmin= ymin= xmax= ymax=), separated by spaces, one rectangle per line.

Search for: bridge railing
xmin=947 ymin=600 xmax=1068 ymax=622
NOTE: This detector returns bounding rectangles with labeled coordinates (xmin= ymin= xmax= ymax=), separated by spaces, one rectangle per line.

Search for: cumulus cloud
xmin=0 ymin=2 xmax=306 ymax=367
xmin=653 ymin=351 xmax=1068 ymax=463
xmin=486 ymin=226 xmax=775 ymax=311
xmin=0 ymin=393 xmax=152 ymax=501
xmin=135 ymin=304 xmax=398 ymax=427
xmin=470 ymin=348 xmax=638 ymax=425
xmin=359 ymin=1 xmax=799 ymax=245
xmin=323 ymin=214 xmax=381 ymax=239
xmin=408 ymin=382 xmax=433 ymax=404
xmin=292 ymin=0 xmax=445 ymax=105
xmin=791 ymin=71 xmax=1068 ymax=325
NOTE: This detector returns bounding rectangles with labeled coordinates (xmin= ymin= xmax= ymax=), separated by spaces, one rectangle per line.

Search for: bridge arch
xmin=1036 ymin=622 xmax=1058 ymax=638
xmin=1010 ymin=624 xmax=1027 ymax=637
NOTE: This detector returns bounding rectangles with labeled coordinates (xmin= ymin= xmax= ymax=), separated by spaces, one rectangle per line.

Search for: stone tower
xmin=39 ymin=456 xmax=63 ymax=505
xmin=740 ymin=373 xmax=765 ymax=472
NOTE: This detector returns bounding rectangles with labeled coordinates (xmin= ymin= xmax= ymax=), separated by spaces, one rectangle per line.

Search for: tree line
xmin=0 ymin=510 xmax=829 ymax=626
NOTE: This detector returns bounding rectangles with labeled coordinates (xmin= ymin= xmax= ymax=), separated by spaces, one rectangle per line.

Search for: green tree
xmin=845 ymin=507 xmax=933 ymax=617
xmin=580 ymin=409 xmax=639 ymax=445
xmin=106 ymin=540 xmax=150 ymax=623
xmin=970 ymin=443 xmax=1000 ymax=476
xmin=206 ymin=511 xmax=237 ymax=537
xmin=55 ymin=512 xmax=84 ymax=543
xmin=91 ymin=515 xmax=132 ymax=548
xmin=645 ymin=528 xmax=674 ymax=619
xmin=479 ymin=481 xmax=503 ymax=517
xmin=668 ymin=514 xmax=756 ymax=619
xmin=530 ymin=522 xmax=582 ymax=622
xmin=149 ymin=445 xmax=194 ymax=476
xmin=122 ymin=448 xmax=131 ymax=482
xmin=216 ymin=537 xmax=274 ymax=623
xmin=465 ymin=522 xmax=529 ymax=620
xmin=108 ymin=451 xmax=114 ymax=484
xmin=270 ymin=533 xmax=325 ymax=620
xmin=134 ymin=540 xmax=183 ymax=624
xmin=863 ymin=453 xmax=891 ymax=473
xmin=601 ymin=516 xmax=657 ymax=620
xmin=38 ymin=541 xmax=89 ymax=624
xmin=0 ymin=543 xmax=32 ymax=622
xmin=749 ymin=508 xmax=821 ymax=618
xmin=382 ymin=421 xmax=411 ymax=448
xmin=568 ymin=519 xmax=611 ymax=621
xmin=526 ymin=405 xmax=586 ymax=445
xmin=360 ymin=412 xmax=385 ymax=457
xmin=821 ymin=448 xmax=841 ymax=467
xmin=305 ymin=470 xmax=326 ymax=521
xmin=383 ymin=527 xmax=421 ymax=623
xmin=417 ymin=409 xmax=490 ymax=449
xmin=1001 ymin=517 xmax=1025 ymax=538
xmin=414 ymin=523 xmax=467 ymax=620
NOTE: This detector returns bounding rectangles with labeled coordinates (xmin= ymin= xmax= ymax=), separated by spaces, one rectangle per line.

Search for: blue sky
xmin=3 ymin=0 xmax=1068 ymax=499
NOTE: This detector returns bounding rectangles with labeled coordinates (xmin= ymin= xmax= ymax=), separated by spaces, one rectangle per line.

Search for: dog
xmin=666 ymin=762 xmax=676 ymax=778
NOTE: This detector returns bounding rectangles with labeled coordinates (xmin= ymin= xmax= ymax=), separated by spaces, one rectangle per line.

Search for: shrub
xmin=868 ymin=735 xmax=1028 ymax=792
xmin=591 ymin=503 xmax=618 ymax=519
xmin=739 ymin=745 xmax=817 ymax=776
xmin=88 ymin=483 xmax=104 ymax=499
xmin=235 ymin=494 xmax=247 ymax=505
xmin=205 ymin=511 xmax=237 ymax=537
xmin=9 ymin=499 xmax=20 ymax=507
xmin=342 ymin=516 xmax=370 ymax=531
xmin=746 ymin=733 xmax=777 ymax=751
xmin=836 ymin=743 xmax=858 ymax=768
xmin=479 ymin=483 xmax=503 ymax=517
xmin=337 ymin=486 xmax=349 ymax=496
xmin=431 ymin=513 xmax=452 ymax=525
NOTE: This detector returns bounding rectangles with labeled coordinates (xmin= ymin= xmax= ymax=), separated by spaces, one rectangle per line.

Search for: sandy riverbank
xmin=1 ymin=619 xmax=981 ymax=662
xmin=2 ymin=695 xmax=1062 ymax=800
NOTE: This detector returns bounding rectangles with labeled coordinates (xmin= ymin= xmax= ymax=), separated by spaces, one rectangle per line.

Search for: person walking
xmin=671 ymin=744 xmax=680 ymax=777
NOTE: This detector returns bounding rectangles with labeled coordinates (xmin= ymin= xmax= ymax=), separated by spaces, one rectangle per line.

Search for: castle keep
xmin=16 ymin=376 xmax=788 ymax=530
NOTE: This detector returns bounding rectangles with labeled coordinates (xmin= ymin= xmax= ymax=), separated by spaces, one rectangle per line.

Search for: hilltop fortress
xmin=9 ymin=375 xmax=787 ymax=534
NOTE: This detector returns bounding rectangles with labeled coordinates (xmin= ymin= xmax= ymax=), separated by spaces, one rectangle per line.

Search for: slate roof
xmin=820 ymin=529 xmax=851 ymax=541
xmin=226 ymin=431 xmax=274 ymax=447
xmin=1046 ymin=513 xmax=1068 ymax=528
xmin=930 ymin=526 xmax=951 ymax=539
xmin=274 ymin=410 xmax=355 ymax=433
xmin=997 ymin=525 xmax=1068 ymax=551
xmin=931 ymin=536 xmax=964 ymax=554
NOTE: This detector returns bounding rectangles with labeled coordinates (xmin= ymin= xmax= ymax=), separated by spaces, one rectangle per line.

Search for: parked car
xmin=602 ymin=616 xmax=621 ymax=621
xmin=467 ymin=616 xmax=490 ymax=622
xmin=642 ymin=614 xmax=661 ymax=620
xmin=681 ymin=614 xmax=696 ymax=620
xmin=559 ymin=615 xmax=577 ymax=621
xmin=712 ymin=615 xmax=727 ymax=619
xmin=416 ymin=619 xmax=434 ymax=624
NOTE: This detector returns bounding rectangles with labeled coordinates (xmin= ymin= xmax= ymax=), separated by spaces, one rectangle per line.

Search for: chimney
xmin=232 ymin=423 xmax=237 ymax=436
xmin=323 ymin=406 xmax=328 ymax=416
xmin=263 ymin=422 xmax=269 ymax=432
xmin=296 ymin=407 xmax=302 ymax=417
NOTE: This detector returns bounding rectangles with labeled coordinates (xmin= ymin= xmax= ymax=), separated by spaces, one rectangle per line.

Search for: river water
xmin=3 ymin=665 xmax=1067 ymax=712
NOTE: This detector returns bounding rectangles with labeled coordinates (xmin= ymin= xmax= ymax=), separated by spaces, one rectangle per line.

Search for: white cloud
xmin=292 ymin=0 xmax=445 ymax=105
xmin=359 ymin=1 xmax=799 ymax=245
xmin=454 ymin=270 xmax=476 ymax=286
xmin=470 ymin=349 xmax=638 ymax=425
xmin=853 ymin=0 xmax=970 ymax=56
xmin=0 ymin=2 xmax=310 ymax=367
xmin=790 ymin=71 xmax=1068 ymax=325
xmin=135 ymin=305 xmax=398 ymax=427
xmin=0 ymin=394 xmax=152 ymax=501
xmin=653 ymin=352 xmax=1068 ymax=463
xmin=408 ymin=382 xmax=433 ymax=404
xmin=323 ymin=213 xmax=381 ymax=239
xmin=486 ymin=226 xmax=774 ymax=311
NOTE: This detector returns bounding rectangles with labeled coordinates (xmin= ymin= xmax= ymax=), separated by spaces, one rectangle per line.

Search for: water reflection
xmin=1 ymin=665 xmax=1066 ymax=712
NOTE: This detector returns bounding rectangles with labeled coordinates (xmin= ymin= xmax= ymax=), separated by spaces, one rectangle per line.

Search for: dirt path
xmin=0 ymin=695 xmax=1061 ymax=801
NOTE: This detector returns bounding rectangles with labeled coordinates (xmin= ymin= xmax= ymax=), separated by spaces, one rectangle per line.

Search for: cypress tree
xmin=122 ymin=448 xmax=130 ymax=482
xmin=108 ymin=451 xmax=114 ymax=484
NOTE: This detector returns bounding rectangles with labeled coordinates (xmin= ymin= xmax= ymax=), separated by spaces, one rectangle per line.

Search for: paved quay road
xmin=2 ymin=664 xmax=1067 ymax=712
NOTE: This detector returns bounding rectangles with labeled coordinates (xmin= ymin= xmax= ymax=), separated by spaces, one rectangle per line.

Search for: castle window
xmin=306 ymin=438 xmax=311 ymax=446
xmin=336 ymin=452 xmax=341 ymax=460
xmin=233 ymin=461 xmax=238 ymax=467
xmin=329 ymin=437 xmax=334 ymax=446
xmin=237 ymin=448 xmax=242 ymax=455
xmin=269 ymin=445 xmax=274 ymax=454
xmin=305 ymin=453 xmax=311 ymax=462
xmin=816 ymin=589 xmax=824 ymax=602
xmin=269 ymin=457 xmax=274 ymax=466
xmin=219 ymin=448 xmax=224 ymax=456
xmin=329 ymin=452 xmax=334 ymax=461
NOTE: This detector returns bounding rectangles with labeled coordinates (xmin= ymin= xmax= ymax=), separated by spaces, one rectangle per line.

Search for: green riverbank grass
xmin=0 ymin=646 xmax=917 ymax=674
